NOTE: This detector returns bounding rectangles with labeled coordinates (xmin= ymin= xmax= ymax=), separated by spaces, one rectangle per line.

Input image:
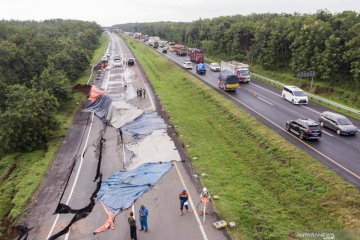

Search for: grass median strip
xmin=0 ymin=33 xmax=108 ymax=236
xmin=123 ymin=36 xmax=360 ymax=240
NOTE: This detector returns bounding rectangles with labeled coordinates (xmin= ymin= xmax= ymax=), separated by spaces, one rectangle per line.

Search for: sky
xmin=1 ymin=0 xmax=359 ymax=26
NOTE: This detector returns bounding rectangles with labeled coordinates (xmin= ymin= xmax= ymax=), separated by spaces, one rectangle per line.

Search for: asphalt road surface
xmin=152 ymin=45 xmax=360 ymax=188
xmin=22 ymin=33 xmax=229 ymax=240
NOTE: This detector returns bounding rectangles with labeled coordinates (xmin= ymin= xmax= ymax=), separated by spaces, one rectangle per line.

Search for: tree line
xmin=116 ymin=10 xmax=360 ymax=88
xmin=0 ymin=19 xmax=102 ymax=153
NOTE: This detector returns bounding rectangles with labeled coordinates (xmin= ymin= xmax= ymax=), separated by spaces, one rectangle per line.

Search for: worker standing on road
xmin=138 ymin=205 xmax=149 ymax=232
xmin=128 ymin=211 xmax=137 ymax=240
xmin=179 ymin=189 xmax=189 ymax=216
xmin=124 ymin=81 xmax=127 ymax=91
xmin=199 ymin=187 xmax=210 ymax=216
xmin=142 ymin=88 xmax=146 ymax=99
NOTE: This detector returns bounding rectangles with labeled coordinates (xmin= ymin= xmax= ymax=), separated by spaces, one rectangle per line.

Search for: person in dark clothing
xmin=179 ymin=189 xmax=189 ymax=215
xmin=128 ymin=212 xmax=137 ymax=240
xmin=124 ymin=82 xmax=127 ymax=91
xmin=142 ymin=88 xmax=146 ymax=98
xmin=136 ymin=89 xmax=140 ymax=99
xmin=139 ymin=88 xmax=143 ymax=98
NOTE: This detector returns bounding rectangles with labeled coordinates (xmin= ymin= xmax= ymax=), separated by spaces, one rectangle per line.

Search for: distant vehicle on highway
xmin=127 ymin=58 xmax=135 ymax=66
xmin=175 ymin=44 xmax=187 ymax=56
xmin=196 ymin=63 xmax=206 ymax=75
xmin=114 ymin=59 xmax=123 ymax=67
xmin=221 ymin=61 xmax=251 ymax=83
xmin=319 ymin=111 xmax=358 ymax=135
xmin=286 ymin=119 xmax=322 ymax=140
xmin=282 ymin=86 xmax=308 ymax=105
xmin=188 ymin=48 xmax=204 ymax=63
xmin=183 ymin=61 xmax=192 ymax=70
xmin=209 ymin=63 xmax=221 ymax=72
xmin=218 ymin=70 xmax=239 ymax=91
xmin=162 ymin=48 xmax=167 ymax=53
xmin=113 ymin=55 xmax=122 ymax=61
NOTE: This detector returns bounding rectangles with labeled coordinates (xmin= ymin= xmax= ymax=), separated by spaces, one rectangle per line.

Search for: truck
xmin=153 ymin=41 xmax=159 ymax=49
xmin=196 ymin=63 xmax=206 ymax=75
xmin=220 ymin=61 xmax=251 ymax=83
xmin=168 ymin=42 xmax=176 ymax=52
xmin=133 ymin=32 xmax=142 ymax=39
xmin=188 ymin=48 xmax=204 ymax=63
xmin=175 ymin=44 xmax=187 ymax=56
xmin=218 ymin=70 xmax=239 ymax=91
xmin=148 ymin=36 xmax=160 ymax=47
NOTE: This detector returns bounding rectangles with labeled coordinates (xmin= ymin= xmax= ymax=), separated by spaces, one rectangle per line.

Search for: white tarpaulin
xmin=106 ymin=101 xmax=143 ymax=129
xmin=126 ymin=130 xmax=181 ymax=170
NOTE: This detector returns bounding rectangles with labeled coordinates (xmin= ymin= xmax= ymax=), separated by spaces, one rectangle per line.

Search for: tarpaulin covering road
xmin=97 ymin=162 xmax=172 ymax=214
xmin=88 ymin=85 xmax=107 ymax=102
xmin=122 ymin=112 xmax=167 ymax=138
xmin=83 ymin=95 xmax=112 ymax=120
xmin=126 ymin=130 xmax=181 ymax=170
xmin=105 ymin=101 xmax=143 ymax=129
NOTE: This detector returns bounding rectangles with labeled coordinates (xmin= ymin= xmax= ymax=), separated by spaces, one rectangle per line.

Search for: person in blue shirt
xmin=138 ymin=205 xmax=149 ymax=232
xmin=179 ymin=189 xmax=189 ymax=216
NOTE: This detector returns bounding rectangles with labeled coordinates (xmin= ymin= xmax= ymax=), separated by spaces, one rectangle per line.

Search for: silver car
xmin=319 ymin=111 xmax=358 ymax=135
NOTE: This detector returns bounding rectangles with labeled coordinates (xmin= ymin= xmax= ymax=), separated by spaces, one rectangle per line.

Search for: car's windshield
xmin=338 ymin=118 xmax=352 ymax=125
xmin=239 ymin=70 xmax=250 ymax=75
xmin=212 ymin=64 xmax=219 ymax=67
xmin=293 ymin=91 xmax=306 ymax=97
xmin=309 ymin=125 xmax=320 ymax=131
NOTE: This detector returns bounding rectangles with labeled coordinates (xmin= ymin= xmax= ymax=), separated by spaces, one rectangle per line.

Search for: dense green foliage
xmin=117 ymin=11 xmax=360 ymax=89
xmin=0 ymin=19 xmax=102 ymax=153
xmin=123 ymin=35 xmax=360 ymax=240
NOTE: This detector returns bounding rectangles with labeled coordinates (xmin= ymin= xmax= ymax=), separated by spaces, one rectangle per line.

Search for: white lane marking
xmin=62 ymin=37 xmax=116 ymax=240
xmin=250 ymin=82 xmax=281 ymax=97
xmin=322 ymin=130 xmax=334 ymax=137
xmin=191 ymin=75 xmax=360 ymax=181
xmin=47 ymin=113 xmax=95 ymax=239
xmin=257 ymin=96 xmax=274 ymax=106
xmin=174 ymin=162 xmax=208 ymax=240
xmin=301 ymin=105 xmax=321 ymax=114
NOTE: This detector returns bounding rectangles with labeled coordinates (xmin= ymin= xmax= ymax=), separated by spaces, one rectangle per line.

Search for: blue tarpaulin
xmin=83 ymin=95 xmax=112 ymax=120
xmin=122 ymin=112 xmax=167 ymax=138
xmin=97 ymin=162 xmax=172 ymax=214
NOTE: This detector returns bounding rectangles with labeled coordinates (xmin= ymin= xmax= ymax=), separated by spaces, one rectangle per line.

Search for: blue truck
xmin=196 ymin=63 xmax=206 ymax=75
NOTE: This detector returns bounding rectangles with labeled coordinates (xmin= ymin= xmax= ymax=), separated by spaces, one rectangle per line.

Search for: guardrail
xmin=252 ymin=73 xmax=360 ymax=115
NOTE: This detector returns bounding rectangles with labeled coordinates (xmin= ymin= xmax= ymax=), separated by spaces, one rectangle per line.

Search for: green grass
xmin=123 ymin=35 xmax=360 ymax=240
xmin=0 ymin=33 xmax=109 ymax=236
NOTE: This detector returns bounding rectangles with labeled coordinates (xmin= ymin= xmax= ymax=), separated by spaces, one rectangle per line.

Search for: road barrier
xmin=252 ymin=73 xmax=360 ymax=115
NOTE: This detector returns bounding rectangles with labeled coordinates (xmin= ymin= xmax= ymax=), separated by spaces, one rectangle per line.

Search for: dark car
xmin=319 ymin=111 xmax=357 ymax=135
xmin=127 ymin=58 xmax=135 ymax=66
xmin=285 ymin=119 xmax=322 ymax=140
xmin=162 ymin=48 xmax=167 ymax=53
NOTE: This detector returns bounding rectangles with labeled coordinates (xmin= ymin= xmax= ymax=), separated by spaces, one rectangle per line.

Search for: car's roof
xmin=284 ymin=86 xmax=304 ymax=91
xmin=184 ymin=61 xmax=191 ymax=64
xmin=321 ymin=111 xmax=347 ymax=119
xmin=298 ymin=118 xmax=319 ymax=126
xmin=210 ymin=63 xmax=219 ymax=65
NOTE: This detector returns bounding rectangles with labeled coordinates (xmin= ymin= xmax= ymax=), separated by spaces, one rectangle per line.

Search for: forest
xmin=0 ymin=19 xmax=102 ymax=153
xmin=117 ymin=11 xmax=360 ymax=91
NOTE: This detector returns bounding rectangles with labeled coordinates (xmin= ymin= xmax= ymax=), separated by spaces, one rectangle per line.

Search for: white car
xmin=114 ymin=59 xmax=123 ymax=68
xmin=183 ymin=62 xmax=192 ymax=70
xmin=282 ymin=86 xmax=308 ymax=105
xmin=209 ymin=63 xmax=221 ymax=72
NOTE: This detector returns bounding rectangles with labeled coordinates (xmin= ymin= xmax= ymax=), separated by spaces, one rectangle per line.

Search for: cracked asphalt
xmin=20 ymin=33 xmax=229 ymax=240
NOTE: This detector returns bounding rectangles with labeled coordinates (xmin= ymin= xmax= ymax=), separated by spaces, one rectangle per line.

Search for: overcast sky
xmin=1 ymin=0 xmax=359 ymax=26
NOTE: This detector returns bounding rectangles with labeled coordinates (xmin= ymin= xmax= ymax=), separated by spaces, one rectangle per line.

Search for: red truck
xmin=188 ymin=48 xmax=204 ymax=63
xmin=175 ymin=44 xmax=187 ymax=56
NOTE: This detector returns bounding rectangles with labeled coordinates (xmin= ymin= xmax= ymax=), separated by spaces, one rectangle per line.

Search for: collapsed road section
xmin=20 ymin=32 xmax=229 ymax=240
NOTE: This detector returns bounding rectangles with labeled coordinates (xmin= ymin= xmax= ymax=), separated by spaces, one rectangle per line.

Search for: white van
xmin=282 ymin=86 xmax=308 ymax=105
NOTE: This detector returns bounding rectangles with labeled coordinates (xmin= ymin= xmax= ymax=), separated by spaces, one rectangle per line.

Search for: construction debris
xmin=213 ymin=220 xmax=227 ymax=229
